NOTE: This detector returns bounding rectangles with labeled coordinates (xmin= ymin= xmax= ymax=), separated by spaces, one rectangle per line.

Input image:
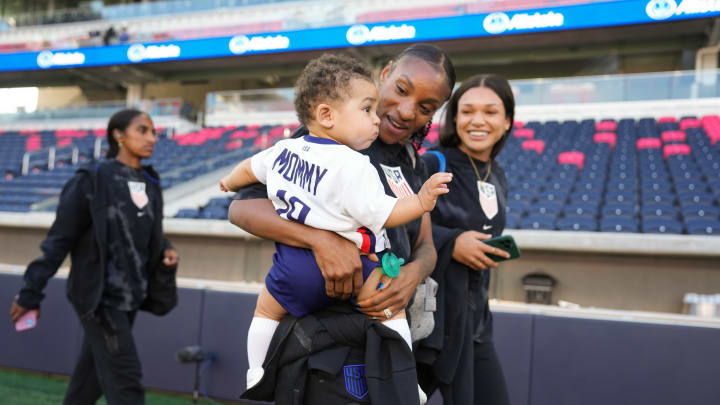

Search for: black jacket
xmin=240 ymin=303 xmax=420 ymax=405
xmin=17 ymin=161 xmax=176 ymax=319
xmin=417 ymin=146 xmax=508 ymax=384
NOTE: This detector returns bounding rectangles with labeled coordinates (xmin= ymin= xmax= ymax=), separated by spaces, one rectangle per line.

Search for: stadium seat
xmin=684 ymin=218 xmax=720 ymax=235
xmin=556 ymin=215 xmax=598 ymax=231
xmin=600 ymin=216 xmax=639 ymax=233
xmin=175 ymin=208 xmax=200 ymax=219
xmin=519 ymin=214 xmax=556 ymax=230
xmin=680 ymin=204 xmax=719 ymax=220
xmin=641 ymin=218 xmax=683 ymax=234
xmin=602 ymin=202 xmax=636 ymax=217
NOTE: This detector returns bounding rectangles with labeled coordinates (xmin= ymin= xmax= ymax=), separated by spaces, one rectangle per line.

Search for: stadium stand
xmin=0 ymin=0 xmax=603 ymax=53
xmin=0 ymin=122 xmax=299 ymax=213
xmin=165 ymin=112 xmax=720 ymax=236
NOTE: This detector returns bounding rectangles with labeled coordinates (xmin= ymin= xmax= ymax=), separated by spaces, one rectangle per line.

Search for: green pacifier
xmin=381 ymin=253 xmax=405 ymax=279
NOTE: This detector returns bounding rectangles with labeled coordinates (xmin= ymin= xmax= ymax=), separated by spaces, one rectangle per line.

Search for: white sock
xmin=383 ymin=319 xmax=413 ymax=351
xmin=247 ymin=317 xmax=280 ymax=369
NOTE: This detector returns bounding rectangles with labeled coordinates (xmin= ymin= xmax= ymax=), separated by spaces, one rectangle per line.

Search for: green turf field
xmin=0 ymin=368 xmax=234 ymax=404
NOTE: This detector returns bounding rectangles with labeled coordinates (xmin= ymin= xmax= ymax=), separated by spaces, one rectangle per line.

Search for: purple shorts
xmin=265 ymin=243 xmax=381 ymax=318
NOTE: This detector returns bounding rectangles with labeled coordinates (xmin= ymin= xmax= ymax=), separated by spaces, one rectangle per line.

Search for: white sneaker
xmin=418 ymin=384 xmax=428 ymax=405
xmin=246 ymin=367 xmax=265 ymax=389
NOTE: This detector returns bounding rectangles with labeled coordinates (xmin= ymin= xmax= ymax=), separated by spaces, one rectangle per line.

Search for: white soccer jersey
xmin=251 ymin=135 xmax=397 ymax=252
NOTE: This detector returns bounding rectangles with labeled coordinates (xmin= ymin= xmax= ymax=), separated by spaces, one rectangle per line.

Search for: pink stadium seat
xmin=521 ymin=139 xmax=545 ymax=155
xmin=702 ymin=115 xmax=720 ymax=144
xmin=661 ymin=130 xmax=686 ymax=143
xmin=225 ymin=140 xmax=243 ymax=150
xmin=679 ymin=118 xmax=701 ymax=130
xmin=514 ymin=121 xmax=524 ymax=128
xmin=558 ymin=151 xmax=585 ymax=170
xmin=425 ymin=131 xmax=439 ymax=144
xmin=417 ymin=147 xmax=427 ymax=155
xmin=657 ymin=116 xmax=676 ymax=123
xmin=593 ymin=132 xmax=616 ymax=149
xmin=57 ymin=138 xmax=73 ymax=147
xmin=205 ymin=128 xmax=225 ymax=140
xmin=94 ymin=128 xmax=106 ymax=137
xmin=636 ymin=137 xmax=662 ymax=149
xmin=513 ymin=128 xmax=534 ymax=139
xmin=25 ymin=134 xmax=42 ymax=151
xmin=663 ymin=144 xmax=691 ymax=159
xmin=595 ymin=121 xmax=617 ymax=131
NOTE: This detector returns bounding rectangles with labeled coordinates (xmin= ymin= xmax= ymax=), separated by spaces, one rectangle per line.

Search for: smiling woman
xmin=418 ymin=74 xmax=515 ymax=405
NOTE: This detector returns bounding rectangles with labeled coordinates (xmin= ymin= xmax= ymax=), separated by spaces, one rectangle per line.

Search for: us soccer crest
xmin=380 ymin=164 xmax=414 ymax=198
xmin=343 ymin=364 xmax=368 ymax=399
xmin=127 ymin=181 xmax=148 ymax=209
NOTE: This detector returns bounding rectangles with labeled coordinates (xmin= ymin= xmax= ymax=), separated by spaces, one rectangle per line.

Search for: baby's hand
xmin=418 ymin=172 xmax=452 ymax=212
xmin=219 ymin=177 xmax=235 ymax=192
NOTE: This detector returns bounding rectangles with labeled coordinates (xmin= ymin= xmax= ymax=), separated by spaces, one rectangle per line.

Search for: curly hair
xmin=294 ymin=53 xmax=374 ymax=126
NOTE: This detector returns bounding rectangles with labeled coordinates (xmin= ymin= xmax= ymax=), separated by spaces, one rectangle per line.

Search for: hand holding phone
xmin=15 ymin=309 xmax=38 ymax=332
xmin=483 ymin=235 xmax=521 ymax=263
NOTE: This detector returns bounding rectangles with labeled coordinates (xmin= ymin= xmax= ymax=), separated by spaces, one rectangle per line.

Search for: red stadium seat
xmin=25 ymin=134 xmax=42 ymax=151
xmin=663 ymin=144 xmax=691 ymax=159
xmin=513 ymin=128 xmax=534 ymax=139
xmin=225 ymin=140 xmax=243 ymax=150
xmin=595 ymin=121 xmax=617 ymax=131
xmin=636 ymin=137 xmax=662 ymax=149
xmin=661 ymin=130 xmax=686 ymax=143
xmin=514 ymin=121 xmax=524 ymax=128
xmin=593 ymin=132 xmax=616 ymax=149
xmin=657 ymin=116 xmax=676 ymax=123
xmin=679 ymin=118 xmax=701 ymax=130
xmin=558 ymin=151 xmax=585 ymax=170
xmin=521 ymin=139 xmax=545 ymax=155
xmin=56 ymin=138 xmax=73 ymax=147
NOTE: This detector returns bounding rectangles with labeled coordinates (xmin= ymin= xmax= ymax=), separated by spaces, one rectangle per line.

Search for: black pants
xmin=419 ymin=340 xmax=510 ymax=405
xmin=63 ymin=308 xmax=144 ymax=405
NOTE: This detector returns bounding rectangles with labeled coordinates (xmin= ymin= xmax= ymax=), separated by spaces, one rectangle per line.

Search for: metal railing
xmin=21 ymin=145 xmax=80 ymax=176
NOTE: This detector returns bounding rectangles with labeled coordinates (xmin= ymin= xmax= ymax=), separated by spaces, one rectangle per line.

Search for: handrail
xmin=21 ymin=145 xmax=79 ymax=175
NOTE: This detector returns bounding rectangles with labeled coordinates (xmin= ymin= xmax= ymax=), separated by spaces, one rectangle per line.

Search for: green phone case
xmin=484 ymin=235 xmax=521 ymax=262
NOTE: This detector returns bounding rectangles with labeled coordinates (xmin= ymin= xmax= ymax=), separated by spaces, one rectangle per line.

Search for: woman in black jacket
xmin=417 ymin=75 xmax=514 ymax=405
xmin=9 ymin=108 xmax=178 ymax=405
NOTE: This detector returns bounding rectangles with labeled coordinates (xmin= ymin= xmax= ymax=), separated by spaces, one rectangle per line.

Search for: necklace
xmin=466 ymin=152 xmax=492 ymax=183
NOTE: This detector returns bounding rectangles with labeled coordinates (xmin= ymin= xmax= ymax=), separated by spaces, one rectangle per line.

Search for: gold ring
xmin=383 ymin=308 xmax=392 ymax=319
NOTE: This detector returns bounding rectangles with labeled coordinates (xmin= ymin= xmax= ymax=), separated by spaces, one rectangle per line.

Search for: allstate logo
xmin=229 ymin=35 xmax=250 ymax=54
xmin=37 ymin=51 xmax=54 ymax=68
xmin=483 ymin=12 xmax=511 ymax=34
xmin=646 ymin=0 xmax=677 ymax=20
xmin=346 ymin=25 xmax=370 ymax=45
xmin=127 ymin=44 xmax=146 ymax=62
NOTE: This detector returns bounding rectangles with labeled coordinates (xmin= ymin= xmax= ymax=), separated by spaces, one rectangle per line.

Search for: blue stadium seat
xmin=519 ymin=214 xmax=556 ymax=230
xmin=563 ymin=201 xmax=599 ymax=217
xmin=602 ymin=202 xmax=636 ymax=217
xmin=678 ymin=191 xmax=714 ymax=205
xmin=641 ymin=218 xmax=683 ymax=234
xmin=684 ymin=218 xmax=720 ymax=235
xmin=680 ymin=204 xmax=719 ymax=220
xmin=199 ymin=206 xmax=228 ymax=220
xmin=640 ymin=202 xmax=678 ymax=219
xmin=175 ymin=208 xmax=199 ymax=219
xmin=556 ymin=216 xmax=598 ymax=231
xmin=528 ymin=200 xmax=564 ymax=216
xmin=600 ymin=216 xmax=639 ymax=233
xmin=506 ymin=213 xmax=521 ymax=229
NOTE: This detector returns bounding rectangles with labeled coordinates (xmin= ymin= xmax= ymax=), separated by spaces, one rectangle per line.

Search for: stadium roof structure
xmin=0 ymin=0 xmax=717 ymax=89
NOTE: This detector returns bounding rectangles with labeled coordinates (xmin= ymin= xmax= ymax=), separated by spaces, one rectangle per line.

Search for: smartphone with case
xmin=15 ymin=310 xmax=38 ymax=332
xmin=484 ymin=235 xmax=520 ymax=262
